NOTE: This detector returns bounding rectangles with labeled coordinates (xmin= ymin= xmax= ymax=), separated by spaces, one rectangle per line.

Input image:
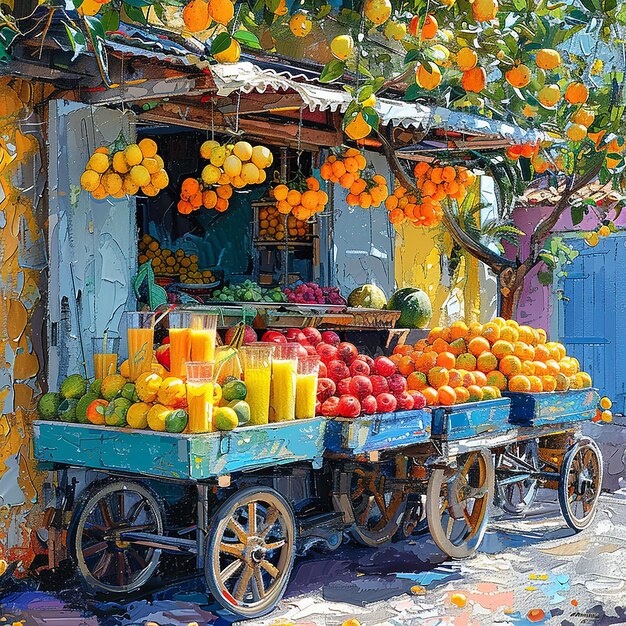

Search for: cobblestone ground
xmin=1 ymin=489 xmax=625 ymax=626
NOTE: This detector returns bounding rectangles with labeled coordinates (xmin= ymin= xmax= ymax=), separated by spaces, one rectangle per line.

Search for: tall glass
xmin=270 ymin=343 xmax=299 ymax=422
xmin=126 ymin=312 xmax=154 ymax=382
xmin=296 ymin=355 xmax=320 ymax=420
xmin=240 ymin=345 xmax=274 ymax=426
xmin=186 ymin=361 xmax=214 ymax=433
xmin=190 ymin=313 xmax=218 ymax=363
xmin=92 ymin=336 xmax=120 ymax=380
xmin=169 ymin=311 xmax=191 ymax=379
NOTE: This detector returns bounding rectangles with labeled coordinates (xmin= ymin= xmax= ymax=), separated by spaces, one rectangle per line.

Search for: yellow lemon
xmin=213 ymin=38 xmax=241 ymax=63
xmin=201 ymin=164 xmax=221 ymax=185
xmin=223 ymin=154 xmax=242 ymax=178
xmin=536 ymin=48 xmax=561 ymax=70
xmin=135 ymin=372 xmax=163 ymax=402
xmin=127 ymin=402 xmax=152 ymax=429
xmin=232 ymin=141 xmax=253 ymax=161
xmin=147 ymin=403 xmax=171 ymax=431
xmin=124 ymin=144 xmax=143 ymax=166
xmin=330 ymin=35 xmax=354 ymax=60
xmin=251 ymin=145 xmax=273 ymax=169
xmin=200 ymin=139 xmax=220 ymax=159
xmin=600 ymin=396 xmax=612 ymax=409
xmin=363 ymin=0 xmax=392 ymax=25
xmin=80 ymin=169 xmax=100 ymax=192
xmin=361 ymin=94 xmax=376 ymax=107
xmin=538 ymin=84 xmax=561 ymax=107
xmin=130 ymin=164 xmax=151 ymax=187
xmin=138 ymin=137 xmax=158 ymax=158
xmin=384 ymin=21 xmax=406 ymax=41
xmin=87 ymin=152 xmax=110 ymax=174
xmin=151 ymin=170 xmax=170 ymax=190
xmin=597 ymin=225 xmax=610 ymax=237
xmin=241 ymin=162 xmax=260 ymax=184
xmin=142 ymin=157 xmax=160 ymax=174
xmin=601 ymin=410 xmax=613 ymax=422
xmin=112 ymin=151 xmax=129 ymax=173
xmin=585 ymin=231 xmax=599 ymax=247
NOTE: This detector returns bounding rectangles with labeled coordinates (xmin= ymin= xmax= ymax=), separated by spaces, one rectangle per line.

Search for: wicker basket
xmin=344 ymin=308 xmax=401 ymax=329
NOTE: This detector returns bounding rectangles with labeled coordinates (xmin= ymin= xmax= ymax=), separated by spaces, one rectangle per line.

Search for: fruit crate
xmin=32 ymin=418 xmax=328 ymax=480
xmin=430 ymin=397 xmax=512 ymax=441
xmin=252 ymin=201 xmax=316 ymax=246
xmin=325 ymin=409 xmax=432 ymax=457
xmin=503 ymin=388 xmax=599 ymax=426
xmin=341 ymin=308 xmax=401 ymax=329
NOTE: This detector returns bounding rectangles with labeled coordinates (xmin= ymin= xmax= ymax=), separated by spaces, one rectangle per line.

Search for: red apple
xmin=336 ymin=377 xmax=352 ymax=396
xmin=357 ymin=354 xmax=375 ymax=370
xmin=350 ymin=359 xmax=371 ymax=377
xmin=369 ymin=375 xmax=389 ymax=396
xmin=321 ymin=396 xmax=340 ymax=417
xmin=376 ymin=392 xmax=397 ymax=413
xmin=327 ymin=360 xmax=350 ymax=382
xmin=225 ymin=324 xmax=257 ymax=345
xmin=305 ymin=344 xmax=318 ymax=356
xmin=285 ymin=328 xmax=307 ymax=344
xmin=395 ymin=391 xmax=415 ymax=411
xmin=337 ymin=394 xmax=361 ymax=418
xmin=408 ymin=390 xmax=427 ymax=410
xmin=361 ymin=395 xmax=378 ymax=415
xmin=261 ymin=330 xmax=286 ymax=344
xmin=156 ymin=344 xmax=170 ymax=370
xmin=318 ymin=361 xmax=328 ymax=378
xmin=373 ymin=356 xmax=397 ymax=377
xmin=321 ymin=330 xmax=341 ymax=347
xmin=317 ymin=377 xmax=336 ymax=402
xmin=349 ymin=375 xmax=373 ymax=399
xmin=315 ymin=400 xmax=322 ymax=416
xmin=293 ymin=343 xmax=309 ymax=358
xmin=316 ymin=343 xmax=339 ymax=363
xmin=302 ymin=327 xmax=322 ymax=346
xmin=337 ymin=342 xmax=359 ymax=364
xmin=388 ymin=373 xmax=407 ymax=394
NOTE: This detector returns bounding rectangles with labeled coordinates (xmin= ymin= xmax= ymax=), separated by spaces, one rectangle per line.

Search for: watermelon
xmin=347 ymin=284 xmax=388 ymax=309
xmin=388 ymin=288 xmax=433 ymax=329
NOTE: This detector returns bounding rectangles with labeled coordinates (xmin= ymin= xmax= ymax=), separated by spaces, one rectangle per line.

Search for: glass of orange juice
xmin=269 ymin=343 xmax=299 ymax=422
xmin=168 ymin=311 xmax=191 ymax=378
xmin=186 ymin=361 xmax=215 ymax=433
xmin=126 ymin=312 xmax=154 ymax=382
xmin=240 ymin=345 xmax=274 ymax=426
xmin=296 ymin=355 xmax=320 ymax=420
xmin=190 ymin=313 xmax=218 ymax=363
xmin=92 ymin=336 xmax=120 ymax=380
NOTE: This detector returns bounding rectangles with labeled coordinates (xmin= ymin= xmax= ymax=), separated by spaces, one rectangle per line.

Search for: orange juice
xmin=187 ymin=380 xmax=213 ymax=432
xmin=93 ymin=353 xmax=117 ymax=380
xmin=190 ymin=328 xmax=216 ymax=362
xmin=295 ymin=373 xmax=317 ymax=419
xmin=169 ymin=328 xmax=191 ymax=378
xmin=270 ymin=359 xmax=296 ymax=422
xmin=127 ymin=327 xmax=154 ymax=382
xmin=245 ymin=367 xmax=271 ymax=425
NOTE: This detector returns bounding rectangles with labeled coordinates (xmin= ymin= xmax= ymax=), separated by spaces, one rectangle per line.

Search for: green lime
xmin=228 ymin=400 xmax=251 ymax=426
xmin=166 ymin=408 xmax=188 ymax=433
xmin=214 ymin=407 xmax=239 ymax=431
xmin=222 ymin=379 xmax=247 ymax=402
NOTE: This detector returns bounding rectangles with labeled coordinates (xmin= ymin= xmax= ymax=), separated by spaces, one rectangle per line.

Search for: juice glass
xmin=169 ymin=311 xmax=191 ymax=378
xmin=270 ymin=343 xmax=299 ymax=422
xmin=92 ymin=336 xmax=120 ymax=380
xmin=126 ymin=312 xmax=154 ymax=382
xmin=296 ymin=355 xmax=320 ymax=420
xmin=240 ymin=345 xmax=274 ymax=426
xmin=186 ymin=361 xmax=214 ymax=433
xmin=190 ymin=313 xmax=218 ymax=363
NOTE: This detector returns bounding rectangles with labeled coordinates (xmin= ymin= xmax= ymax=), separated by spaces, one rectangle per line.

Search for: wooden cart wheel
xmin=205 ymin=487 xmax=296 ymax=619
xmin=426 ymin=449 xmax=494 ymax=559
xmin=67 ymin=480 xmax=164 ymax=594
xmin=558 ymin=438 xmax=603 ymax=531
xmin=496 ymin=439 xmax=540 ymax=515
xmin=339 ymin=460 xmax=407 ymax=547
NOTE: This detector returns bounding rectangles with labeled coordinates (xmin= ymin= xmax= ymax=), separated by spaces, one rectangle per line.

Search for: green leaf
xmin=571 ymin=204 xmax=584 ymax=226
xmin=538 ymin=252 xmax=557 ymax=269
xmin=72 ymin=0 xmax=84 ymax=7
xmin=361 ymin=106 xmax=379 ymax=128
xmin=538 ymin=270 xmax=553 ymax=286
xmin=358 ymin=85 xmax=374 ymax=102
xmin=579 ymin=0 xmax=601 ymax=11
xmin=211 ymin=32 xmax=232 ymax=55
xmin=233 ymin=30 xmax=261 ymax=49
xmin=61 ymin=21 xmax=87 ymax=61
xmin=316 ymin=3 xmax=332 ymax=18
xmin=404 ymin=83 xmax=421 ymax=101
xmin=123 ymin=3 xmax=147 ymax=24
xmin=598 ymin=166 xmax=611 ymax=185
xmin=404 ymin=49 xmax=420 ymax=64
xmin=265 ymin=0 xmax=280 ymax=11
xmin=320 ymin=59 xmax=345 ymax=83
xmin=124 ymin=0 xmax=153 ymax=6
xmin=84 ymin=16 xmax=110 ymax=86
xmin=100 ymin=9 xmax=120 ymax=33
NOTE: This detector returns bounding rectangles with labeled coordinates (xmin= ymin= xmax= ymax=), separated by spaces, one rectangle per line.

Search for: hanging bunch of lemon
xmin=270 ymin=176 xmax=329 ymax=221
xmin=80 ymin=139 xmax=169 ymax=200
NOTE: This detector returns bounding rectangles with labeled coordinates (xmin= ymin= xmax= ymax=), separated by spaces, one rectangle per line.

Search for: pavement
xmin=1 ymin=489 xmax=626 ymax=626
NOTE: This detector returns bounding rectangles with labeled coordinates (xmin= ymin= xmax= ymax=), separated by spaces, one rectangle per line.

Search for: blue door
xmin=555 ymin=234 xmax=626 ymax=412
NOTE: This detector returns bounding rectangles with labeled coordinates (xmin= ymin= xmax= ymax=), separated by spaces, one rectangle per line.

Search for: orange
xmin=499 ymin=326 xmax=519 ymax=343
xmin=477 ymin=352 xmax=498 ymax=373
xmin=534 ymin=344 xmax=550 ymax=362
xmin=437 ymin=385 xmax=456 ymax=406
xmin=422 ymin=387 xmax=439 ymax=406
xmin=481 ymin=386 xmax=498 ymax=400
xmin=536 ymin=48 xmax=561 ymax=70
xmin=521 ymin=360 xmax=535 ymax=376
xmin=183 ymin=0 xmax=212 ymax=33
xmin=394 ymin=344 xmax=413 ymax=356
xmin=508 ymin=375 xmax=531 ymax=392
xmin=448 ymin=338 xmax=467 ymax=356
xmin=481 ymin=322 xmax=500 ymax=343
xmin=208 ymin=0 xmax=234 ymax=25
xmin=216 ymin=184 xmax=232 ymax=199
xmin=456 ymin=352 xmax=477 ymax=371
xmin=428 ymin=326 xmax=445 ymax=343
xmin=513 ymin=341 xmax=534 ymax=361
xmin=398 ymin=355 xmax=415 ymax=376
xmin=492 ymin=340 xmax=514 ymax=359
xmin=545 ymin=359 xmax=560 ymax=376
xmin=459 ymin=370 xmax=476 ymax=387
xmin=468 ymin=322 xmax=483 ymax=338
xmin=462 ymin=66 xmax=487 ymax=92
xmin=491 ymin=317 xmax=506 ymax=329
xmin=468 ymin=336 xmax=490 ymax=357
xmin=274 ymin=184 xmax=289 ymax=201
xmin=181 ymin=177 xmax=200 ymax=197
xmin=416 ymin=351 xmax=438 ymax=372
xmin=428 ymin=366 xmax=449 ymax=389
xmin=564 ymin=82 xmax=589 ymax=105
xmin=517 ymin=325 xmax=535 ymax=344
xmin=415 ymin=63 xmax=442 ymax=91
xmin=414 ymin=339 xmax=428 ymax=351
xmin=577 ymin=372 xmax=592 ymax=388
xmin=449 ymin=321 xmax=469 ymax=340
xmin=473 ymin=371 xmax=487 ymax=387
xmin=457 ymin=47 xmax=478 ymax=71
xmin=455 ymin=387 xmax=470 ymax=404
xmin=407 ymin=371 xmax=428 ymax=391
xmin=287 ymin=189 xmax=301 ymax=206
xmin=389 ymin=354 xmax=402 ymax=366
xmin=499 ymin=355 xmax=522 ymax=377
xmin=432 ymin=338 xmax=451 ymax=354
xmin=436 ymin=351 xmax=456 ymax=369
xmin=447 ymin=369 xmax=463 ymax=388
xmin=552 ymin=342 xmax=567 ymax=360
xmin=528 ymin=376 xmax=543 ymax=392
xmin=339 ymin=172 xmax=355 ymax=189
xmin=467 ymin=385 xmax=483 ymax=402
xmin=536 ymin=328 xmax=548 ymax=343
xmin=486 ymin=370 xmax=507 ymax=390
xmin=541 ymin=375 xmax=557 ymax=392
xmin=506 ymin=64 xmax=531 ymax=88
xmin=421 ymin=14 xmax=438 ymax=39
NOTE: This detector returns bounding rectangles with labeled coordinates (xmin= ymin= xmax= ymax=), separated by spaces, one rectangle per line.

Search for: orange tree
xmin=10 ymin=0 xmax=626 ymax=317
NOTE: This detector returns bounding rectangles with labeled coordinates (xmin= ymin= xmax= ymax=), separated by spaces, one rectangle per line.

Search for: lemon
xmin=130 ymin=164 xmax=151 ymax=187
xmin=135 ymin=372 xmax=163 ymax=402
xmin=102 ymin=172 xmax=123 ymax=195
xmin=123 ymin=176 xmax=139 ymax=195
xmin=257 ymin=169 xmax=267 ymax=183
xmin=80 ymin=169 xmax=100 ymax=192
xmin=142 ymin=157 xmax=160 ymax=174
xmin=87 ymin=152 xmax=110 ymax=174
xmin=330 ymin=35 xmax=354 ymax=61
xmin=142 ymin=183 xmax=159 ymax=197
xmin=112 ymin=151 xmax=129 ymax=173
xmin=151 ymin=170 xmax=169 ymax=190
xmin=361 ymin=94 xmax=376 ymax=108
xmin=566 ymin=123 xmax=587 ymax=142
xmin=214 ymin=406 xmax=238 ymax=431
xmin=138 ymin=137 xmax=158 ymax=158
xmin=147 ymin=403 xmax=171 ymax=431
xmin=584 ymin=231 xmax=599 ymax=247
xmin=210 ymin=146 xmax=227 ymax=167
xmin=251 ymin=145 xmax=272 ymax=169
xmin=213 ymin=38 xmax=241 ymax=63
xmin=200 ymin=139 xmax=220 ymax=159
xmin=600 ymin=396 xmax=612 ymax=409
xmin=601 ymin=410 xmax=613 ymax=422
xmin=233 ymin=141 xmax=253 ymax=161
xmin=384 ymin=21 xmax=406 ymax=41
xmin=154 ymin=154 xmax=165 ymax=169
xmin=0 ymin=559 xmax=7 ymax=576
xmin=241 ymin=162 xmax=260 ymax=184
xmin=127 ymin=402 xmax=152 ymax=429
xmin=124 ymin=144 xmax=143 ymax=167
xmin=223 ymin=154 xmax=242 ymax=178
xmin=202 ymin=164 xmax=221 ymax=185
xmin=289 ymin=13 xmax=312 ymax=37
xmin=363 ymin=0 xmax=391 ymax=25
xmin=538 ymin=84 xmax=561 ymax=107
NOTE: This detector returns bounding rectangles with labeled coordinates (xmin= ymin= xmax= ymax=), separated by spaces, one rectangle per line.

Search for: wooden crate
xmin=430 ymin=398 xmax=512 ymax=441
xmin=503 ymin=389 xmax=599 ymax=426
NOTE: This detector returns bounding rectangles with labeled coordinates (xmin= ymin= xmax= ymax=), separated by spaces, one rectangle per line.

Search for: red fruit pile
xmin=284 ymin=282 xmax=346 ymax=305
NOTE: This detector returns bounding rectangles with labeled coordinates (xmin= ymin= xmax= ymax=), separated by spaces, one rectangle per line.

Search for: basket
xmin=344 ymin=308 xmax=401 ymax=329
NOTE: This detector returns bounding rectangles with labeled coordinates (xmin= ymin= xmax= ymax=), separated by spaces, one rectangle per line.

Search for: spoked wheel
xmin=68 ymin=481 xmax=164 ymax=594
xmin=558 ymin=438 xmax=603 ymax=531
xmin=496 ymin=439 xmax=540 ymax=515
xmin=341 ymin=459 xmax=407 ymax=547
xmin=426 ymin=449 xmax=494 ymax=559
xmin=205 ymin=487 xmax=296 ymax=619
xmin=393 ymin=495 xmax=427 ymax=541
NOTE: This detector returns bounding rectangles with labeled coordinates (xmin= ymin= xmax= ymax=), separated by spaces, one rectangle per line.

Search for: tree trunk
xmin=497 ymin=265 xmax=528 ymax=320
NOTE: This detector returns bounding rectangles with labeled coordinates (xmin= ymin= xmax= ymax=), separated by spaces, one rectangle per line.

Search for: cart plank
xmin=430 ymin=398 xmax=512 ymax=441
xmin=33 ymin=419 xmax=327 ymax=480
xmin=503 ymin=389 xmax=599 ymax=426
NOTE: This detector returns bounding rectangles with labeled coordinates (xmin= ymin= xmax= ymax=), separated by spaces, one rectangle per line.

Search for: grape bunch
xmin=213 ymin=280 xmax=287 ymax=303
xmin=284 ymin=282 xmax=347 ymax=305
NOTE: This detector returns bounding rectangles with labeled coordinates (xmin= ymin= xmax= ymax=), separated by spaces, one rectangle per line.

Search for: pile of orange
xmin=506 ymin=142 xmax=539 ymax=161
xmin=346 ymin=174 xmax=389 ymax=208
xmin=391 ymin=317 xmax=593 ymax=407
xmin=177 ymin=178 xmax=232 ymax=215
xmin=270 ymin=176 xmax=328 ymax=221
xmin=320 ymin=147 xmax=367 ymax=188
xmin=413 ymin=161 xmax=476 ymax=203
xmin=385 ymin=182 xmax=443 ymax=228
xmin=80 ymin=139 xmax=169 ymax=200
xmin=259 ymin=203 xmax=310 ymax=241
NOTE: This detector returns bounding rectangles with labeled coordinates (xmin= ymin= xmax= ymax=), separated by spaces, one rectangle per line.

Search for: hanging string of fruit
xmin=346 ymin=173 xmax=389 ymax=209
xmin=270 ymin=175 xmax=329 ymax=221
xmin=80 ymin=137 xmax=169 ymax=200
xmin=320 ymin=147 xmax=367 ymax=188
xmin=385 ymin=182 xmax=444 ymax=228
